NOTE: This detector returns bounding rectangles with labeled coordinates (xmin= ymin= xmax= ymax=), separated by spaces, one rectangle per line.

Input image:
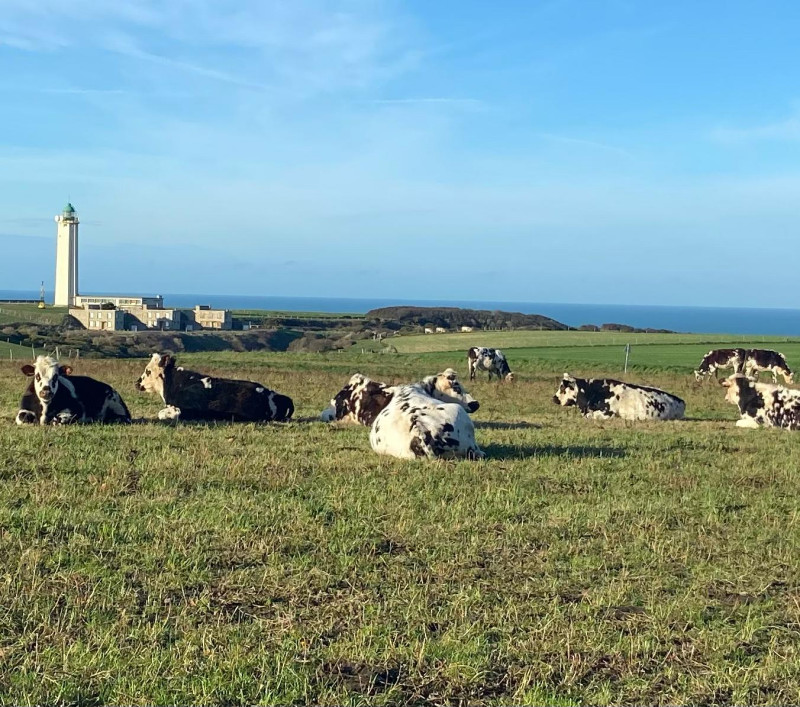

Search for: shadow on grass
xmin=484 ymin=443 xmax=626 ymax=460
xmin=683 ymin=416 xmax=733 ymax=423
xmin=474 ymin=420 xmax=542 ymax=430
xmin=132 ymin=416 xmax=319 ymax=425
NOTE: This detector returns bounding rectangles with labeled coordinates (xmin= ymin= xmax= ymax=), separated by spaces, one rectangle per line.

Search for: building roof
xmin=63 ymin=202 xmax=76 ymax=214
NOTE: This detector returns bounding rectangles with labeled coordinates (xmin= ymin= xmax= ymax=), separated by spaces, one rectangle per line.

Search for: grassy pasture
xmin=0 ymin=302 xmax=67 ymax=326
xmin=0 ymin=339 xmax=42 ymax=359
xmin=388 ymin=331 xmax=800 ymax=355
xmin=2 ymin=337 xmax=800 ymax=705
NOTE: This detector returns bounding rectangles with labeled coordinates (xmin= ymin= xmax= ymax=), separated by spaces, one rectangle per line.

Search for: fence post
xmin=624 ymin=343 xmax=631 ymax=373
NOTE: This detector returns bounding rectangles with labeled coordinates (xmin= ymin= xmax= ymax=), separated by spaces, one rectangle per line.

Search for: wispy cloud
xmin=12 ymin=87 xmax=128 ymax=95
xmin=536 ymin=132 xmax=636 ymax=159
xmin=364 ymin=97 xmax=485 ymax=109
xmin=711 ymin=109 xmax=800 ymax=143
xmin=1 ymin=1 xmax=419 ymax=98
xmin=98 ymin=33 xmax=275 ymax=91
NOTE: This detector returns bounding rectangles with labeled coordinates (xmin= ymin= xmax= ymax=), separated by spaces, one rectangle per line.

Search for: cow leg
xmin=467 ymin=445 xmax=485 ymax=460
xmin=736 ymin=416 xmax=760 ymax=429
xmin=158 ymin=405 xmax=182 ymax=421
xmin=16 ymin=410 xmax=37 ymax=425
xmin=53 ymin=410 xmax=81 ymax=424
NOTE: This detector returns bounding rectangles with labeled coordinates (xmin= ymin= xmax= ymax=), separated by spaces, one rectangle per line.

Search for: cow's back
xmin=370 ymin=390 xmax=481 ymax=459
xmin=611 ymin=382 xmax=685 ymax=421
xmin=69 ymin=375 xmax=131 ymax=422
xmin=164 ymin=369 xmax=292 ymax=422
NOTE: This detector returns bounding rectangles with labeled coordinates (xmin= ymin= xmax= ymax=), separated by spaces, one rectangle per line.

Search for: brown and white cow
xmin=16 ymin=355 xmax=130 ymax=425
xmin=135 ymin=353 xmax=293 ymax=422
xmin=467 ymin=347 xmax=514 ymax=382
xmin=694 ymin=348 xmax=745 ymax=381
xmin=722 ymin=374 xmax=800 ymax=430
xmin=741 ymin=349 xmax=794 ymax=384
xmin=553 ymin=373 xmax=685 ymax=421
xmin=321 ymin=369 xmax=483 ymax=460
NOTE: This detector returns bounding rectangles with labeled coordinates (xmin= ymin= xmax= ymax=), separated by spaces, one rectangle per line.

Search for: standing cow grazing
xmin=16 ymin=356 xmax=131 ymax=425
xmin=742 ymin=349 xmax=794 ymax=384
xmin=467 ymin=347 xmax=514 ymax=382
xmin=694 ymin=349 xmax=746 ymax=381
xmin=135 ymin=353 xmax=294 ymax=422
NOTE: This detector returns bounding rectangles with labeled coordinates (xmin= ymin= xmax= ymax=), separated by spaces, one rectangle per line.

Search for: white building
xmin=74 ymin=294 xmax=164 ymax=309
xmin=54 ymin=203 xmax=79 ymax=306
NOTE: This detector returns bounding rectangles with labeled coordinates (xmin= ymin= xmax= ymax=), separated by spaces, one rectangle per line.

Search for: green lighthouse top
xmin=63 ymin=202 xmax=76 ymax=214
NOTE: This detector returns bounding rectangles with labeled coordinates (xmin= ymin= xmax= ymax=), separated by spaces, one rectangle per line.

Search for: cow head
xmin=321 ymin=374 xmax=395 ymax=425
xmin=553 ymin=373 xmax=581 ymax=406
xmin=135 ymin=353 xmax=175 ymax=401
xmin=420 ymin=368 xmax=480 ymax=412
xmin=721 ymin=374 xmax=761 ymax=415
xmin=21 ymin=356 xmax=72 ymax=404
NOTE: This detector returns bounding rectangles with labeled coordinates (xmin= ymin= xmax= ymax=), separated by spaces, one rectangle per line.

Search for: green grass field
xmin=2 ymin=333 xmax=800 ymax=705
xmin=0 ymin=302 xmax=67 ymax=326
xmin=0 ymin=339 xmax=43 ymax=359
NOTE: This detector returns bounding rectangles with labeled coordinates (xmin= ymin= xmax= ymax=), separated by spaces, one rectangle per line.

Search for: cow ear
xmin=60 ymin=365 xmax=73 ymax=376
xmin=563 ymin=372 xmax=573 ymax=380
xmin=21 ymin=364 xmax=35 ymax=376
xmin=159 ymin=354 xmax=174 ymax=369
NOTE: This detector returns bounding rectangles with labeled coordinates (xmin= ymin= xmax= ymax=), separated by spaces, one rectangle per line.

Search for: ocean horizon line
xmin=1 ymin=289 xmax=798 ymax=336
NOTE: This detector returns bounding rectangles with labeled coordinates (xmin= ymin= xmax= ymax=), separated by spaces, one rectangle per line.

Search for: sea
xmin=1 ymin=290 xmax=798 ymax=337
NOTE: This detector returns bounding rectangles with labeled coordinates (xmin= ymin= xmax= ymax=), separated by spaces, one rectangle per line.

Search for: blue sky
xmin=2 ymin=0 xmax=800 ymax=307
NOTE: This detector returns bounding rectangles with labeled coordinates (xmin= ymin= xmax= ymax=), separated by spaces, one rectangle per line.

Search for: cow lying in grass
xmin=722 ymin=374 xmax=800 ymax=430
xmin=321 ymin=369 xmax=483 ymax=460
xmin=553 ymin=373 xmax=685 ymax=421
xmin=16 ymin=355 xmax=130 ymax=425
xmin=135 ymin=353 xmax=294 ymax=422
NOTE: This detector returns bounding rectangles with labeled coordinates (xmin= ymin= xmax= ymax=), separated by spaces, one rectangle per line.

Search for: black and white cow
xmin=321 ymin=369 xmax=483 ymax=459
xmin=553 ymin=373 xmax=685 ymax=421
xmin=694 ymin=348 xmax=745 ymax=381
xmin=741 ymin=349 xmax=794 ymax=385
xmin=722 ymin=374 xmax=800 ymax=430
xmin=135 ymin=353 xmax=293 ymax=422
xmin=16 ymin=355 xmax=130 ymax=425
xmin=467 ymin=347 xmax=514 ymax=382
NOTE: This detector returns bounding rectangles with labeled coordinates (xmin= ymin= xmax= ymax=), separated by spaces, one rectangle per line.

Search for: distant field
xmin=361 ymin=331 xmax=800 ymax=376
xmin=0 ymin=339 xmax=43 ymax=359
xmin=389 ymin=330 xmax=800 ymax=354
xmin=0 ymin=303 xmax=67 ymax=325
xmin=233 ymin=309 xmax=365 ymax=320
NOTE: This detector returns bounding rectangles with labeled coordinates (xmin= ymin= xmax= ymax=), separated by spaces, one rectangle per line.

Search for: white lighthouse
xmin=54 ymin=202 xmax=79 ymax=306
